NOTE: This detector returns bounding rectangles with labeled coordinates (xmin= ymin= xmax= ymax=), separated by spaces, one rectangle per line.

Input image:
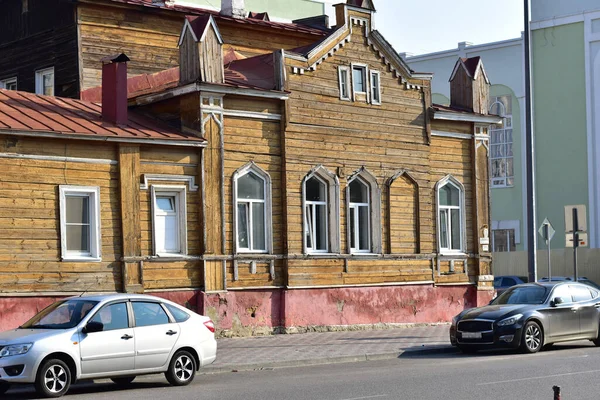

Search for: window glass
xmin=306 ymin=178 xmax=326 ymax=202
xmin=350 ymin=179 xmax=368 ymax=203
xmin=504 ymin=278 xmax=516 ymax=286
xmin=358 ymin=206 xmax=369 ymax=250
xmin=492 ymin=286 xmax=548 ymax=305
xmin=571 ymin=285 xmax=593 ymax=302
xmin=450 ymin=209 xmax=461 ymax=249
xmin=489 ymin=95 xmax=513 ymax=187
xmin=132 ymin=302 xmax=170 ymax=327
xmin=439 ymin=184 xmax=459 ymax=206
xmin=353 ymin=67 xmax=365 ymax=92
xmin=156 ymin=197 xmax=174 ymax=212
xmin=315 ymin=203 xmax=327 ymax=250
xmin=65 ymin=195 xmax=90 ymax=253
xmin=238 ymin=172 xmax=265 ymax=199
xmin=439 ymin=210 xmax=448 ymax=249
xmin=165 ymin=303 xmax=190 ymax=323
xmin=551 ymin=285 xmax=573 ymax=305
xmin=493 ymin=229 xmax=516 ymax=252
xmin=21 ymin=299 xmax=98 ymax=329
xmin=90 ymin=302 xmax=129 ymax=331
xmin=237 ymin=203 xmax=249 ymax=249
xmin=349 ymin=207 xmax=356 ymax=249
xmin=251 ymin=202 xmax=266 ymax=250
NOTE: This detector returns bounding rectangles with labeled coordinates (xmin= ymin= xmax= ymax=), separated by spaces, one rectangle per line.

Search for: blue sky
xmin=352 ymin=0 xmax=525 ymax=55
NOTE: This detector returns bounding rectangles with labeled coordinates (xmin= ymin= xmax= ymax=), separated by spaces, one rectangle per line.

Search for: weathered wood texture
xmin=119 ymin=145 xmax=142 ymax=292
xmin=76 ymin=2 xmax=322 ymax=91
xmin=449 ymin=61 xmax=489 ymax=114
xmin=179 ymin=29 xmax=200 ymax=85
xmin=179 ymin=25 xmax=224 ymax=84
xmin=0 ymin=137 xmax=122 ymax=293
xmin=0 ymin=0 xmax=79 ymax=98
xmin=280 ymin=24 xmax=481 ymax=287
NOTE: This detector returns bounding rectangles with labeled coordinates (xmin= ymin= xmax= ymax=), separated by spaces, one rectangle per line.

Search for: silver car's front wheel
xmin=35 ymin=359 xmax=71 ymax=398
xmin=521 ymin=321 xmax=543 ymax=353
xmin=165 ymin=350 xmax=196 ymax=386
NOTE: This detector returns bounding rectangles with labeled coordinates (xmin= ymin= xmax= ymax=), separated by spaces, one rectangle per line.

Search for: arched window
xmin=346 ymin=168 xmax=381 ymax=254
xmin=233 ymin=163 xmax=272 ymax=253
xmin=436 ymin=176 xmax=465 ymax=253
xmin=489 ymin=95 xmax=513 ymax=187
xmin=302 ymin=165 xmax=340 ymax=254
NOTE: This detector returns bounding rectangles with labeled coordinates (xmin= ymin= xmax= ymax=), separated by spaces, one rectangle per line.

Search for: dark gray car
xmin=450 ymin=282 xmax=600 ymax=353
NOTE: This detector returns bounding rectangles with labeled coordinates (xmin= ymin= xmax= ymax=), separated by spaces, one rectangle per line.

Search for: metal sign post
xmin=538 ymin=218 xmax=555 ymax=281
xmin=565 ymin=205 xmax=587 ymax=282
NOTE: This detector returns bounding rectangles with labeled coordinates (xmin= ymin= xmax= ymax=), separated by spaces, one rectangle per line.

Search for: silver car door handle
xmin=571 ymin=307 xmax=579 ymax=312
xmin=595 ymin=303 xmax=600 ymax=308
xmin=166 ymin=330 xmax=177 ymax=336
xmin=121 ymin=334 xmax=133 ymax=340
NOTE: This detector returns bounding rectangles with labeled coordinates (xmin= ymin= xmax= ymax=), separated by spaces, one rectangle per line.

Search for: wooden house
xmin=0 ymin=0 xmax=328 ymax=98
xmin=0 ymin=0 xmax=501 ymax=334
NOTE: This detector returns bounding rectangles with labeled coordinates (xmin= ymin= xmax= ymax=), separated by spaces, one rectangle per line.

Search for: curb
xmin=200 ymin=345 xmax=457 ymax=375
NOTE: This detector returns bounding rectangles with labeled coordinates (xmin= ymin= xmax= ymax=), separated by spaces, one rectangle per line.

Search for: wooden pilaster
xmin=119 ymin=144 xmax=143 ymax=293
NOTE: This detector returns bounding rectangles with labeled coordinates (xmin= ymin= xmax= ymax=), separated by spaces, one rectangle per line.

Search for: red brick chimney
xmin=101 ymin=53 xmax=130 ymax=126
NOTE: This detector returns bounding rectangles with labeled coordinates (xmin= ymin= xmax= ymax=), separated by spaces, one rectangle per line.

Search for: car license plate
xmin=461 ymin=332 xmax=482 ymax=339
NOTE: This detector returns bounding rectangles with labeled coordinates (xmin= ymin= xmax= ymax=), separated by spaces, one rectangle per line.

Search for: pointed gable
xmin=178 ymin=14 xmax=224 ymax=84
xmin=346 ymin=0 xmax=375 ymax=11
xmin=449 ymin=56 xmax=490 ymax=84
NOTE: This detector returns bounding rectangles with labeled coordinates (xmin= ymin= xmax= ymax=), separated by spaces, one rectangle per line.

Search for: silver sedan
xmin=0 ymin=293 xmax=217 ymax=398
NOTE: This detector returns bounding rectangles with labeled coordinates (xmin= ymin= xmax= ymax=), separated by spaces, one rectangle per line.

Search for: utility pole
xmin=524 ymin=0 xmax=538 ymax=282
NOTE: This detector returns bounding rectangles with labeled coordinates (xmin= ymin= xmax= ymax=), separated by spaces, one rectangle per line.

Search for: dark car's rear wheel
xmin=165 ymin=350 xmax=196 ymax=386
xmin=35 ymin=358 xmax=71 ymax=398
xmin=111 ymin=376 xmax=136 ymax=386
xmin=521 ymin=320 xmax=543 ymax=353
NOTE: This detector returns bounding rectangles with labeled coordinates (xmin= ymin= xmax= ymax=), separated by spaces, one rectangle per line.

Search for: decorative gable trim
xmin=449 ymin=58 xmax=490 ymax=84
xmin=178 ymin=15 xmax=223 ymax=47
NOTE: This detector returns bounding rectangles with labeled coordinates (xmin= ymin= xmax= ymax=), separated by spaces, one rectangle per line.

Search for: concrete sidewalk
xmin=203 ymin=324 xmax=455 ymax=373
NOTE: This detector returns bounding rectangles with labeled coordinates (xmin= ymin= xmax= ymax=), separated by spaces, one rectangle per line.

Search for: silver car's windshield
xmin=21 ymin=299 xmax=99 ymax=329
xmin=491 ymin=286 xmax=549 ymax=305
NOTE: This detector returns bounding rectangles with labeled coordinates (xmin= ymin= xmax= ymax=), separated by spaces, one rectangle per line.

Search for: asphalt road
xmin=6 ymin=342 xmax=600 ymax=400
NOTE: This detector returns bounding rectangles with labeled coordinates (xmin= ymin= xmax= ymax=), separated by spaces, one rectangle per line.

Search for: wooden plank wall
xmin=179 ymin=30 xmax=200 ymax=85
xmin=76 ymin=3 xmax=323 ymax=92
xmin=200 ymin=27 xmax=224 ymax=83
xmin=222 ymin=96 xmax=285 ymax=288
xmin=0 ymin=137 xmax=122 ymax=293
xmin=282 ymin=22 xmax=479 ymax=287
xmin=449 ymin=66 xmax=473 ymax=113
xmin=139 ymin=146 xmax=203 ymax=290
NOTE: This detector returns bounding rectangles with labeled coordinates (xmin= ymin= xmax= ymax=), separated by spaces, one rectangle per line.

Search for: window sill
xmin=439 ymin=252 xmax=468 ymax=258
xmin=62 ymin=256 xmax=102 ymax=262
xmin=349 ymin=253 xmax=381 ymax=257
xmin=154 ymin=253 xmax=188 ymax=258
xmin=237 ymin=250 xmax=269 ymax=255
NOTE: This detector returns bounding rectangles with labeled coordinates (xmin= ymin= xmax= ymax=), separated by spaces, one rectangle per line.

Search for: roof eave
xmin=432 ymin=111 xmax=502 ymax=124
xmin=0 ymin=129 xmax=207 ymax=148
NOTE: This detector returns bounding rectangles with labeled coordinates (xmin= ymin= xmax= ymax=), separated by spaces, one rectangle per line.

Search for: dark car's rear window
xmin=492 ymin=286 xmax=549 ymax=305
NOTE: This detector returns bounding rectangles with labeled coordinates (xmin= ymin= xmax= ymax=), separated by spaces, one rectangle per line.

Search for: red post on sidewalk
xmin=552 ymin=385 xmax=561 ymax=400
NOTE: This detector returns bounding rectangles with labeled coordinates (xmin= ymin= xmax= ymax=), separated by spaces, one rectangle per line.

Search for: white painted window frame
xmin=35 ymin=67 xmax=54 ymax=96
xmin=338 ymin=66 xmax=351 ymax=101
xmin=351 ymin=63 xmax=369 ymax=101
xmin=233 ymin=162 xmax=273 ymax=254
xmin=302 ymin=165 xmax=341 ymax=255
xmin=0 ymin=77 xmax=17 ymax=90
xmin=489 ymin=96 xmax=513 ymax=188
xmin=346 ymin=168 xmax=382 ymax=254
xmin=370 ymin=70 xmax=381 ymax=105
xmin=59 ymin=185 xmax=101 ymax=262
xmin=304 ymin=175 xmax=329 ymax=253
xmin=435 ymin=176 xmax=466 ymax=255
xmin=349 ymin=179 xmax=371 ymax=253
xmin=151 ymin=185 xmax=188 ymax=256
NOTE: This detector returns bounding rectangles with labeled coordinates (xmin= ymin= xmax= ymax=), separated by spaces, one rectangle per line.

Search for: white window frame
xmin=338 ymin=66 xmax=351 ymax=101
xmin=346 ymin=168 xmax=382 ymax=254
xmin=302 ymin=165 xmax=341 ymax=255
xmin=59 ymin=185 xmax=101 ymax=262
xmin=233 ymin=162 xmax=273 ymax=254
xmin=435 ymin=175 xmax=466 ymax=255
xmin=351 ymin=63 xmax=368 ymax=101
xmin=151 ymin=185 xmax=188 ymax=256
xmin=489 ymin=96 xmax=513 ymax=188
xmin=35 ymin=67 xmax=54 ymax=96
xmin=0 ymin=77 xmax=17 ymax=90
xmin=349 ymin=177 xmax=371 ymax=253
xmin=304 ymin=175 xmax=329 ymax=253
xmin=370 ymin=70 xmax=381 ymax=105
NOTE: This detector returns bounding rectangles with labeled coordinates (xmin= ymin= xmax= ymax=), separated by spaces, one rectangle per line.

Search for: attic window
xmin=352 ymin=65 xmax=367 ymax=94
xmin=370 ymin=71 xmax=381 ymax=105
xmin=338 ymin=66 xmax=350 ymax=101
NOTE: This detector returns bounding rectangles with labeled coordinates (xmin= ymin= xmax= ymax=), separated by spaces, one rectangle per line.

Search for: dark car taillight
xmin=203 ymin=319 xmax=215 ymax=333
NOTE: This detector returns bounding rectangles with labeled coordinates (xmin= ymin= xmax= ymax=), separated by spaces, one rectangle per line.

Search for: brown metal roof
xmin=461 ymin=56 xmax=482 ymax=78
xmin=0 ymin=89 xmax=205 ymax=145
